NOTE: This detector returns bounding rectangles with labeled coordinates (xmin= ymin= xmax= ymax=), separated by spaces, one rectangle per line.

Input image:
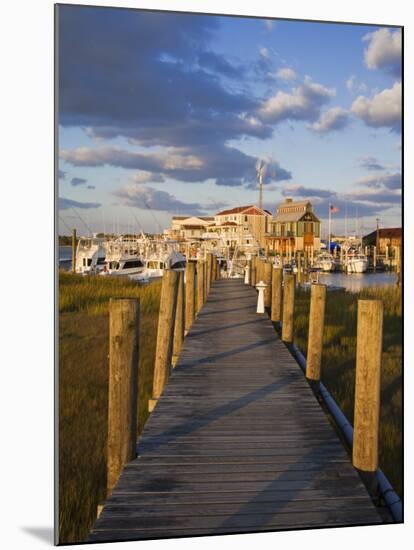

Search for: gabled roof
xmin=172 ymin=216 xmax=214 ymax=225
xmin=216 ymin=205 xmax=270 ymax=216
xmin=216 ymin=205 xmax=253 ymax=216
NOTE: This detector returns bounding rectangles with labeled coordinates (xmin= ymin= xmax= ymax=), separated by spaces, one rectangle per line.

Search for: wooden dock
xmin=89 ymin=278 xmax=383 ymax=542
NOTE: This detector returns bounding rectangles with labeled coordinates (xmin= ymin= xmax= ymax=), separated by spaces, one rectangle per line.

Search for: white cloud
xmin=363 ymin=28 xmax=402 ymax=74
xmin=259 ymin=76 xmax=335 ymax=124
xmin=358 ymin=156 xmax=385 ymax=171
xmin=346 ymin=75 xmax=368 ymax=93
xmin=259 ymin=47 xmax=270 ymax=59
xmin=351 ymin=82 xmax=401 ymax=131
xmin=355 ymin=172 xmax=401 ymax=190
xmin=276 ymin=67 xmax=297 ymax=81
xmin=345 ymin=187 xmax=401 ymax=205
xmin=113 ymin=184 xmax=207 ymax=214
xmin=309 ymin=107 xmax=350 ymax=134
xmin=130 ymin=171 xmax=165 ymax=184
xmin=59 ymin=197 xmax=101 ymax=210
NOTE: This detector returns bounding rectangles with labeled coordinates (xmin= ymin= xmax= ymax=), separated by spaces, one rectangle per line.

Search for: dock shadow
xmin=139 ymin=376 xmax=294 ymax=453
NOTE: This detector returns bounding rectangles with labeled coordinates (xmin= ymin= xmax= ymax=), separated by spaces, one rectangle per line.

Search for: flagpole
xmin=328 ymin=203 xmax=331 ymax=255
xmin=345 ymin=203 xmax=348 ymax=239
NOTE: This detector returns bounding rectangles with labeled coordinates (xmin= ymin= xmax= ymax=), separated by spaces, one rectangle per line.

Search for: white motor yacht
xmin=101 ymin=236 xmax=145 ymax=277
xmin=132 ymin=240 xmax=186 ymax=282
xmin=345 ymin=253 xmax=368 ymax=274
xmin=314 ymin=253 xmax=337 ymax=272
xmin=75 ymin=236 xmax=106 ymax=274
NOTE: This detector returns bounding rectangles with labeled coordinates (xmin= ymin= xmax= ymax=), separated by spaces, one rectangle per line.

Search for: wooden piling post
xmin=352 ymin=300 xmax=383 ymax=482
xmin=71 ymin=228 xmax=77 ymax=273
xmin=207 ymin=253 xmax=212 ymax=293
xmin=197 ymin=260 xmax=205 ymax=313
xmin=247 ymin=259 xmax=252 ymax=285
xmin=297 ymin=252 xmax=302 ymax=284
xmin=282 ymin=273 xmax=295 ymax=343
xmin=263 ymin=261 xmax=272 ymax=308
xmin=306 ymin=284 xmax=326 ymax=392
xmin=396 ymin=245 xmax=401 ymax=286
xmin=373 ymin=246 xmax=377 ymax=272
xmin=107 ymin=298 xmax=140 ymax=496
xmin=172 ymin=271 xmax=185 ymax=366
xmin=251 ymin=256 xmax=257 ymax=287
xmin=211 ymin=254 xmax=217 ymax=283
xmin=271 ymin=267 xmax=283 ymax=323
xmin=151 ymin=270 xmax=179 ymax=405
xmin=185 ymin=261 xmax=196 ymax=333
xmin=203 ymin=258 xmax=208 ymax=300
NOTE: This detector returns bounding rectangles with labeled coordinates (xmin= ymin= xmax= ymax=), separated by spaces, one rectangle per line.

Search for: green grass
xmin=293 ymin=285 xmax=402 ymax=498
xmin=58 ymin=272 xmax=161 ymax=544
xmin=59 ymin=270 xmax=161 ymax=315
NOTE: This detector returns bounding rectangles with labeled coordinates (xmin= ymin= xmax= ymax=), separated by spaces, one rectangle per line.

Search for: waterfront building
xmin=214 ymin=205 xmax=272 ymax=249
xmin=165 ymin=215 xmax=215 ymax=241
xmin=362 ymin=227 xmax=402 ymax=253
xmin=266 ymin=198 xmax=321 ymax=254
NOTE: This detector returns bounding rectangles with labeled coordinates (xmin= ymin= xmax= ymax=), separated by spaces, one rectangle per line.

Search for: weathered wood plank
xmin=90 ymin=279 xmax=383 ymax=542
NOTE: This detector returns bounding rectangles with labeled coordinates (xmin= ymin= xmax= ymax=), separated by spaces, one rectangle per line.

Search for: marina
xmin=59 ymin=198 xmax=401 ymax=293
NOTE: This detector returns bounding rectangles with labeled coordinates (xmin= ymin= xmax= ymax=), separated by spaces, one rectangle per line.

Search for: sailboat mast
xmin=345 ymin=203 xmax=348 ymax=239
xmin=328 ymin=204 xmax=331 ymax=254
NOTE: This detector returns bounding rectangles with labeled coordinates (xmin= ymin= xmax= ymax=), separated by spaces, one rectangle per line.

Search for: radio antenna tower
xmin=255 ymin=159 xmax=266 ymax=210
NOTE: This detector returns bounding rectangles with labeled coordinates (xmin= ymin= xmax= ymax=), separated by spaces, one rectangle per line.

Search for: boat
xmin=283 ymin=259 xmax=298 ymax=274
xmin=102 ymin=255 xmax=146 ymax=277
xmin=132 ymin=240 xmax=186 ymax=282
xmin=100 ymin=236 xmax=145 ymax=277
xmin=314 ymin=253 xmax=337 ymax=272
xmin=345 ymin=253 xmax=368 ymax=274
xmin=75 ymin=236 xmax=106 ymax=274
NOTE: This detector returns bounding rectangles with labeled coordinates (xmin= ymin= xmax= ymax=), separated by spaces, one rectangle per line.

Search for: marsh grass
xmin=294 ymin=285 xmax=402 ymax=497
xmin=59 ymin=270 xmax=161 ymax=315
xmin=58 ymin=273 xmax=402 ymax=542
xmin=58 ymin=272 xmax=161 ymax=543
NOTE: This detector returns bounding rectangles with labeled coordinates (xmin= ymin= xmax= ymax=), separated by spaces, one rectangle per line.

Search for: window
xmin=244 ymin=215 xmax=248 ymax=222
xmin=123 ymin=260 xmax=144 ymax=269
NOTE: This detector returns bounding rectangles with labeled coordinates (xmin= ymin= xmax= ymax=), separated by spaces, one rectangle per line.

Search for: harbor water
xmin=317 ymin=271 xmax=397 ymax=292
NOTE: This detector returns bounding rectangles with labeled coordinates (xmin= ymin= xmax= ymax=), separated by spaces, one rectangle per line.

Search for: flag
xmin=330 ymin=204 xmax=339 ymax=213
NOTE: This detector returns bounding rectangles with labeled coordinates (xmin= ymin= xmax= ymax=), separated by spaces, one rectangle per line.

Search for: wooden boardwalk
xmin=90 ymin=278 xmax=382 ymax=542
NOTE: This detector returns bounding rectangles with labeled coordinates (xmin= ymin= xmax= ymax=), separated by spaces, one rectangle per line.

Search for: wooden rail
xmin=89 ymin=264 xmax=391 ymax=542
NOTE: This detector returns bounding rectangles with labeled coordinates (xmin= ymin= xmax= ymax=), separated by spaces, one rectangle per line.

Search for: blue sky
xmin=58 ymin=5 xmax=402 ymax=238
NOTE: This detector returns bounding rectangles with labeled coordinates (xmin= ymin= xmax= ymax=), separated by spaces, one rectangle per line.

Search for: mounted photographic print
xmin=56 ymin=3 xmax=403 ymax=544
